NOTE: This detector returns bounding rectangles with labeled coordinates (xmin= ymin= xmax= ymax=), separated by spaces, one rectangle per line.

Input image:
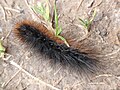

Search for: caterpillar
xmin=13 ymin=20 xmax=100 ymax=73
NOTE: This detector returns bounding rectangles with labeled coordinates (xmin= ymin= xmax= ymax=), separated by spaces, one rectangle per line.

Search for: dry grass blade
xmin=0 ymin=5 xmax=7 ymax=21
xmin=2 ymin=69 xmax=21 ymax=88
xmin=24 ymin=0 xmax=38 ymax=20
xmin=9 ymin=61 xmax=60 ymax=90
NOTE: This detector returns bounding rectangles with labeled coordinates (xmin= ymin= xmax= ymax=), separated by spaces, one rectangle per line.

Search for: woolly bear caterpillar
xmin=13 ymin=20 xmax=100 ymax=73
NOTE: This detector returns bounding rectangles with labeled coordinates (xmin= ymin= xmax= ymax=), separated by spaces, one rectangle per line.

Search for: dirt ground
xmin=0 ymin=0 xmax=120 ymax=90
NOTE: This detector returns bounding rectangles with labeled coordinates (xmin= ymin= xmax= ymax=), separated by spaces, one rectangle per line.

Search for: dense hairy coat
xmin=14 ymin=20 xmax=100 ymax=73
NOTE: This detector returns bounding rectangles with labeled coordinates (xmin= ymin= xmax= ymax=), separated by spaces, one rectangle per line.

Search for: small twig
xmin=2 ymin=53 xmax=12 ymax=61
xmin=3 ymin=29 xmax=12 ymax=41
xmin=10 ymin=61 xmax=60 ymax=90
xmin=24 ymin=0 xmax=33 ymax=13
xmin=2 ymin=62 xmax=23 ymax=88
xmin=2 ymin=69 xmax=21 ymax=88
xmin=88 ymin=82 xmax=105 ymax=85
xmin=24 ymin=0 xmax=35 ymax=19
xmin=24 ymin=0 xmax=39 ymax=20
xmin=77 ymin=0 xmax=84 ymax=11
xmin=92 ymin=74 xmax=113 ymax=80
xmin=87 ymin=47 xmax=120 ymax=57
xmin=104 ymin=48 xmax=120 ymax=57
xmin=24 ymin=0 xmax=48 ymax=25
xmin=92 ymin=74 xmax=120 ymax=81
xmin=0 ymin=5 xmax=7 ymax=21
xmin=54 ymin=67 xmax=62 ymax=75
xmin=93 ymin=0 xmax=103 ymax=8
xmin=4 ymin=7 xmax=20 ymax=13
xmin=54 ymin=76 xmax=65 ymax=86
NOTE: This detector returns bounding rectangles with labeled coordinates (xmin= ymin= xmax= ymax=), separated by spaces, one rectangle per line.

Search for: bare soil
xmin=0 ymin=0 xmax=120 ymax=90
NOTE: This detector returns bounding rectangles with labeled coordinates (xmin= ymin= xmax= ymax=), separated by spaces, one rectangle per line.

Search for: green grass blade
xmin=56 ymin=27 xmax=62 ymax=35
xmin=57 ymin=35 xmax=69 ymax=47
xmin=0 ymin=40 xmax=5 ymax=57
xmin=33 ymin=6 xmax=44 ymax=15
xmin=32 ymin=1 xmax=50 ymax=21
xmin=90 ymin=8 xmax=97 ymax=23
xmin=54 ymin=4 xmax=59 ymax=36
xmin=79 ymin=18 xmax=86 ymax=26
